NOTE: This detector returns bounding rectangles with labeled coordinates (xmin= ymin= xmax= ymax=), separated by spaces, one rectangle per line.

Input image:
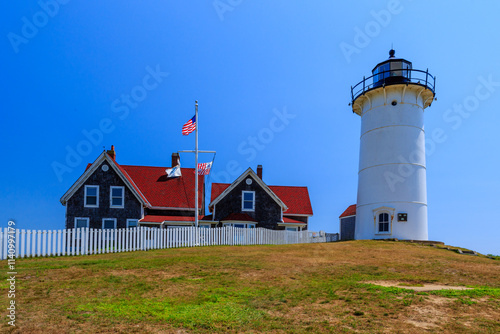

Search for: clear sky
xmin=1 ymin=1 xmax=499 ymax=255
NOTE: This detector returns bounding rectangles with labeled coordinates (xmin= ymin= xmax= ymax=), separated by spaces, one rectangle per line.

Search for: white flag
xmin=166 ymin=161 xmax=182 ymax=178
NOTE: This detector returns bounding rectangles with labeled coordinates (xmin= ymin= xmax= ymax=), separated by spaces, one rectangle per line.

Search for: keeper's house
xmin=60 ymin=146 xmax=207 ymax=230
xmin=207 ymin=166 xmax=313 ymax=231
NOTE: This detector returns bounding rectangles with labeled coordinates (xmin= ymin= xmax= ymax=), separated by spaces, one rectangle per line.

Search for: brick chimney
xmin=107 ymin=145 xmax=116 ymax=161
xmin=257 ymin=165 xmax=263 ymax=179
xmin=171 ymin=153 xmax=180 ymax=167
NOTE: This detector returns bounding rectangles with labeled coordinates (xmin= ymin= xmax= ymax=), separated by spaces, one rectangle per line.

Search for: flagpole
xmin=195 ymin=100 xmax=199 ymax=228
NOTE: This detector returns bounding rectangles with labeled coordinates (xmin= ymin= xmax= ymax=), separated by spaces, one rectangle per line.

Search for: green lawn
xmin=1 ymin=241 xmax=499 ymax=333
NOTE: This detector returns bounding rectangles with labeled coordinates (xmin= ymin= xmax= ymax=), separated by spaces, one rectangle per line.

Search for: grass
xmin=0 ymin=240 xmax=499 ymax=333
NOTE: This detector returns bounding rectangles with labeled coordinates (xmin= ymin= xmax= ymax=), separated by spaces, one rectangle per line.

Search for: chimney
xmin=106 ymin=145 xmax=116 ymax=161
xmin=257 ymin=165 xmax=263 ymax=180
xmin=171 ymin=153 xmax=180 ymax=167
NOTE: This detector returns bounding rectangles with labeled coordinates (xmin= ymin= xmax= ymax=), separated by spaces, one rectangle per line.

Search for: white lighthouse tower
xmin=350 ymin=50 xmax=436 ymax=240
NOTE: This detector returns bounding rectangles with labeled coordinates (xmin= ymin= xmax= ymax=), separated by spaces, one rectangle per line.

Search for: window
xmin=199 ymin=224 xmax=211 ymax=229
xmin=223 ymin=223 xmax=255 ymax=228
xmin=242 ymin=191 xmax=255 ymax=211
xmin=74 ymin=217 xmax=89 ymax=229
xmin=378 ymin=213 xmax=390 ymax=233
xmin=84 ymin=185 xmax=99 ymax=208
xmin=110 ymin=186 xmax=124 ymax=208
xmin=373 ymin=63 xmax=390 ymax=83
xmin=127 ymin=219 xmax=138 ymax=228
xmin=102 ymin=218 xmax=117 ymax=229
xmin=286 ymin=227 xmax=298 ymax=232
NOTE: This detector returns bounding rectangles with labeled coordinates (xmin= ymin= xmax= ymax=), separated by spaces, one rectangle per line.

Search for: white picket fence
xmin=0 ymin=227 xmax=326 ymax=260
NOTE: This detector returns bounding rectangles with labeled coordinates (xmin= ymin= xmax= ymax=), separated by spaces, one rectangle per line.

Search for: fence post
xmin=48 ymin=230 xmax=53 ymax=257
xmin=20 ymin=229 xmax=25 ymax=258
xmin=37 ymin=230 xmax=42 ymax=257
xmin=84 ymin=227 xmax=89 ymax=255
xmin=71 ymin=228 xmax=76 ymax=256
xmin=53 ymin=229 xmax=58 ymax=255
xmin=97 ymin=229 xmax=101 ymax=254
xmin=3 ymin=228 xmax=8 ymax=260
xmin=88 ymin=228 xmax=92 ymax=255
xmin=139 ymin=227 xmax=143 ymax=251
xmin=27 ymin=230 xmax=32 ymax=258
xmin=76 ymin=228 xmax=81 ymax=256
xmin=0 ymin=228 xmax=3 ymax=261
xmin=62 ymin=229 xmax=67 ymax=256
xmin=94 ymin=228 xmax=98 ymax=254
xmin=103 ymin=229 xmax=107 ymax=253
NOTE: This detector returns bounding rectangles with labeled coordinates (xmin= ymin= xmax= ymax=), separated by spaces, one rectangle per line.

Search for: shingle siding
xmin=340 ymin=216 xmax=356 ymax=241
xmin=65 ymin=162 xmax=142 ymax=229
xmin=214 ymin=175 xmax=282 ymax=229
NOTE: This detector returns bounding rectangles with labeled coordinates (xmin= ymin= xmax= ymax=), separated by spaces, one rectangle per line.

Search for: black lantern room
xmin=372 ymin=49 xmax=412 ymax=87
xmin=350 ymin=49 xmax=436 ymax=110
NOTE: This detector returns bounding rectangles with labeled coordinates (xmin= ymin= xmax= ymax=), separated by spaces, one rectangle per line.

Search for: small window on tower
xmin=378 ymin=213 xmax=390 ymax=233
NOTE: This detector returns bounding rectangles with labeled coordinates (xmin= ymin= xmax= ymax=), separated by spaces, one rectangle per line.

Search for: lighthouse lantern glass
xmin=372 ymin=60 xmax=412 ymax=85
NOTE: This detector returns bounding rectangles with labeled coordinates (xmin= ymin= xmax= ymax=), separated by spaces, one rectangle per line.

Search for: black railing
xmin=351 ymin=68 xmax=435 ymax=104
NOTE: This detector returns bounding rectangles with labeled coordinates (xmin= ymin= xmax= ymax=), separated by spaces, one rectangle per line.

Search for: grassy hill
xmin=1 ymin=240 xmax=499 ymax=333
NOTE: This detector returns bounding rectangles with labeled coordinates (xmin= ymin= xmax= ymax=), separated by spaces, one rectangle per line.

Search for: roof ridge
xmin=269 ymin=185 xmax=308 ymax=188
xmin=120 ymin=164 xmax=197 ymax=169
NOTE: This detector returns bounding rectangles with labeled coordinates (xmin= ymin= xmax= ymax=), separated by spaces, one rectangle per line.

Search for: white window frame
xmin=74 ymin=217 xmax=89 ymax=229
xmin=102 ymin=218 xmax=117 ymax=229
xmin=84 ymin=185 xmax=99 ymax=208
xmin=241 ymin=191 xmax=255 ymax=212
xmin=110 ymin=186 xmax=125 ymax=209
xmin=377 ymin=212 xmax=391 ymax=234
xmin=127 ymin=219 xmax=138 ymax=228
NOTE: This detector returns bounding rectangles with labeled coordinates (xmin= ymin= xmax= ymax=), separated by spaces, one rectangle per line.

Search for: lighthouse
xmin=350 ymin=50 xmax=436 ymax=240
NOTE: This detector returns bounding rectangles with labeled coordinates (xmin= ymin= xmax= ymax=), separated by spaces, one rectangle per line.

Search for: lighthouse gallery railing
xmin=351 ymin=68 xmax=436 ymax=105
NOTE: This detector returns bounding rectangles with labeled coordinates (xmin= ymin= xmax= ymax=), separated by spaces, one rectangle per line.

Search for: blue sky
xmin=1 ymin=1 xmax=499 ymax=255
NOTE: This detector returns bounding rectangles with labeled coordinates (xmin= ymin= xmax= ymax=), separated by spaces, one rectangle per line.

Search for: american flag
xmin=197 ymin=162 xmax=212 ymax=175
xmin=182 ymin=115 xmax=196 ymax=135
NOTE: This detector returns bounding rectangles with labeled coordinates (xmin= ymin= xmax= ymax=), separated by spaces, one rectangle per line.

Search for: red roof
xmin=211 ymin=183 xmax=313 ymax=215
xmin=86 ymin=153 xmax=204 ymax=209
xmin=119 ymin=165 xmax=203 ymax=209
xmin=141 ymin=215 xmax=195 ymax=223
xmin=210 ymin=183 xmax=230 ymax=202
xmin=140 ymin=215 xmax=212 ymax=223
xmin=221 ymin=213 xmax=257 ymax=222
xmin=269 ymin=185 xmax=312 ymax=215
xmin=282 ymin=217 xmax=307 ymax=225
xmin=339 ymin=204 xmax=356 ymax=218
